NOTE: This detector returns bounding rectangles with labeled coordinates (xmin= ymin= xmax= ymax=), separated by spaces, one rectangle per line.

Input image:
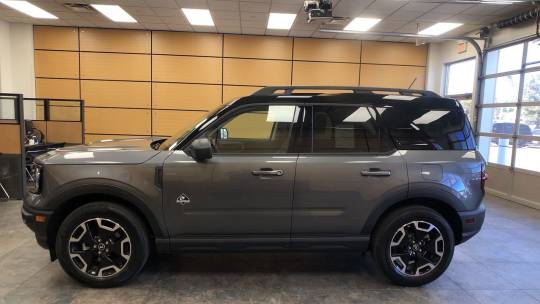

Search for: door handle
xmin=361 ymin=168 xmax=391 ymax=177
xmin=252 ymin=168 xmax=284 ymax=176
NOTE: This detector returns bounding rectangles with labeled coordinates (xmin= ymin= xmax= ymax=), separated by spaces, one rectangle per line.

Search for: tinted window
xmin=207 ymin=105 xmax=299 ymax=153
xmin=377 ymin=105 xmax=475 ymax=150
xmin=310 ymin=105 xmax=394 ymax=153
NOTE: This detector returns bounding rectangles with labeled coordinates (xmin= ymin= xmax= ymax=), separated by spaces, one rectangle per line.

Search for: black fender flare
xmin=45 ymin=178 xmax=167 ymax=239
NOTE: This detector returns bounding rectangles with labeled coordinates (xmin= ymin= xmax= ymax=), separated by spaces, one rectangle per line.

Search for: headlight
xmin=27 ymin=163 xmax=42 ymax=194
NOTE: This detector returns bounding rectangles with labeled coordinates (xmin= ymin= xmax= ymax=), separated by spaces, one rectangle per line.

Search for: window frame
xmin=297 ymin=103 xmax=397 ymax=156
xmin=477 ymin=37 xmax=540 ymax=174
xmin=192 ymin=102 xmax=303 ymax=156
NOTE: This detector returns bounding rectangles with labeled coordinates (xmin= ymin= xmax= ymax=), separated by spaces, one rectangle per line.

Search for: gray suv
xmin=22 ymin=86 xmax=486 ymax=288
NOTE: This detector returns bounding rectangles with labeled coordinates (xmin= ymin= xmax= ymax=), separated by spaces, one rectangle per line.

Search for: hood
xmin=35 ymin=137 xmax=165 ymax=165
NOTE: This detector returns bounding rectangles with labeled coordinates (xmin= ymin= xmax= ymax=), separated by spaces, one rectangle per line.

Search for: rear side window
xmin=308 ymin=105 xmax=395 ymax=153
xmin=377 ymin=105 xmax=475 ymax=150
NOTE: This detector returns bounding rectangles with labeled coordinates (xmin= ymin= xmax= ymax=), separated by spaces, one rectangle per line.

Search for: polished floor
xmin=1 ymin=195 xmax=540 ymax=304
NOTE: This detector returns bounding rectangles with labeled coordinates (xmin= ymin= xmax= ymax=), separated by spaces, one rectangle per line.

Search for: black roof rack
xmin=251 ymin=86 xmax=440 ymax=98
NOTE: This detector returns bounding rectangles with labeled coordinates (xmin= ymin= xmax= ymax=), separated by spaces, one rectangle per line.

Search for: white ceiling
xmin=0 ymin=0 xmax=534 ymax=42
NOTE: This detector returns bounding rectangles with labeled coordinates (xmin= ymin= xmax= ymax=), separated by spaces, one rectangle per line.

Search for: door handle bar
xmin=252 ymin=169 xmax=284 ymax=176
xmin=361 ymin=169 xmax=391 ymax=177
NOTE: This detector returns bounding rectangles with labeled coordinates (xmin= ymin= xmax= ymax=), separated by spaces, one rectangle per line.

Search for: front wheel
xmin=371 ymin=206 xmax=455 ymax=286
xmin=56 ymin=202 xmax=150 ymax=288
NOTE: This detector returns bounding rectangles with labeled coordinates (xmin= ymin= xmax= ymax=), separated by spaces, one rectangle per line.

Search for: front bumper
xmin=21 ymin=204 xmax=53 ymax=249
xmin=457 ymin=203 xmax=486 ymax=243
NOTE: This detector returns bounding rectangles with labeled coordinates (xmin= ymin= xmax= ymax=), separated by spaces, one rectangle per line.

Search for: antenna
xmin=408 ymin=78 xmax=417 ymax=90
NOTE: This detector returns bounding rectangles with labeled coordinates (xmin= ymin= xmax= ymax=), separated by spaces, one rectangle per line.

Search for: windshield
xmin=159 ymin=104 xmax=228 ymax=150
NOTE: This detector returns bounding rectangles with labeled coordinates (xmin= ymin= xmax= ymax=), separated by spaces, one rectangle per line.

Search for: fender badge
xmin=176 ymin=194 xmax=191 ymax=205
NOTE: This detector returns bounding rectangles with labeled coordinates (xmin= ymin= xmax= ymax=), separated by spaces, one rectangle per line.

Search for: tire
xmin=371 ymin=206 xmax=454 ymax=287
xmin=56 ymin=202 xmax=150 ymax=288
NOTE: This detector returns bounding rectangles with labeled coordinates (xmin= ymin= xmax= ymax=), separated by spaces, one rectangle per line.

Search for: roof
xmin=232 ymin=86 xmax=460 ymax=109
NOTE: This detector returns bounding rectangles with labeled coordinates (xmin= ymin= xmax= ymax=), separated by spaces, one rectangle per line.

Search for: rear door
xmin=291 ymin=104 xmax=408 ymax=248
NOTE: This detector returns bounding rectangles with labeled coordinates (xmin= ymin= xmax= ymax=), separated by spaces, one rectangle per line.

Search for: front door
xmin=163 ymin=104 xmax=301 ymax=246
xmin=291 ymin=105 xmax=408 ymax=247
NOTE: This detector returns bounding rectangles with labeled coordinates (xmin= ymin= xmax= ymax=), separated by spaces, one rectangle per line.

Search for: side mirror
xmin=189 ymin=138 xmax=212 ymax=161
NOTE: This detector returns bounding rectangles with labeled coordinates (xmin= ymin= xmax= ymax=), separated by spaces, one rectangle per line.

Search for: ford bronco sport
xmin=22 ymin=86 xmax=486 ymax=287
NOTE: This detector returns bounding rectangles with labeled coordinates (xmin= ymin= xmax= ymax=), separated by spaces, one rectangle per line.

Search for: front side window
xmin=311 ymin=105 xmax=394 ymax=153
xmin=207 ymin=105 xmax=299 ymax=154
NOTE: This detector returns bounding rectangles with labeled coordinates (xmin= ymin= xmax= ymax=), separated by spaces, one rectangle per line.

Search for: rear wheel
xmin=56 ymin=202 xmax=150 ymax=288
xmin=372 ymin=206 xmax=454 ymax=286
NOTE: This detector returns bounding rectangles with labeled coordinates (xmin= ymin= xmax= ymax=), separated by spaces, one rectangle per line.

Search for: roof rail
xmin=251 ymin=86 xmax=440 ymax=98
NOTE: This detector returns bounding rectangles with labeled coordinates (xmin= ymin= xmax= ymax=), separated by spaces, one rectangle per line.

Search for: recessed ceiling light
xmin=182 ymin=8 xmax=214 ymax=26
xmin=418 ymin=22 xmax=463 ymax=36
xmin=0 ymin=0 xmax=57 ymax=19
xmin=267 ymin=13 xmax=296 ymax=30
xmin=344 ymin=17 xmax=381 ymax=32
xmin=91 ymin=4 xmax=136 ymax=23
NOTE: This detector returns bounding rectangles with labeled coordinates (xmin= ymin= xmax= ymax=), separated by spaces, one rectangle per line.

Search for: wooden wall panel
xmin=34 ymin=26 xmax=429 ymax=140
xmin=223 ymin=86 xmax=262 ymax=102
xmin=35 ymin=78 xmax=80 ymax=99
xmin=152 ymin=110 xmax=207 ymax=136
xmin=224 ymin=58 xmax=291 ymax=86
xmin=81 ymin=80 xmax=151 ymax=108
xmin=360 ymin=64 xmax=426 ymax=89
xmin=152 ymin=32 xmax=222 ymax=56
xmin=224 ymin=35 xmax=292 ymax=60
xmin=49 ymin=106 xmax=81 ymax=121
xmin=85 ymin=108 xmax=151 ymax=135
xmin=80 ymin=28 xmax=151 ymax=53
xmin=293 ymin=38 xmax=361 ymax=63
xmin=361 ymin=41 xmax=428 ymax=66
xmin=34 ymin=26 xmax=78 ymax=51
xmin=0 ymin=124 xmax=21 ymax=154
xmin=34 ymin=51 xmax=79 ymax=78
xmin=152 ymin=55 xmax=222 ymax=84
xmin=46 ymin=121 xmax=82 ymax=144
xmin=80 ymin=53 xmax=151 ymax=81
xmin=292 ymin=61 xmax=359 ymax=86
xmin=152 ymin=83 xmax=221 ymax=110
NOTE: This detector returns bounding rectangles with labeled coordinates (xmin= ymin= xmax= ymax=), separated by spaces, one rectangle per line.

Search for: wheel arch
xmin=45 ymin=181 xmax=166 ymax=259
xmin=363 ymin=196 xmax=463 ymax=247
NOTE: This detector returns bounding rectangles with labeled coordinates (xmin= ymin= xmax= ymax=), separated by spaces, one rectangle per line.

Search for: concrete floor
xmin=1 ymin=195 xmax=540 ymax=304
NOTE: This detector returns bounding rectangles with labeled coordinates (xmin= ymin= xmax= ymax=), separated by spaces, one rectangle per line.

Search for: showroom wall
xmin=426 ymin=22 xmax=540 ymax=210
xmin=33 ymin=26 xmax=428 ymax=142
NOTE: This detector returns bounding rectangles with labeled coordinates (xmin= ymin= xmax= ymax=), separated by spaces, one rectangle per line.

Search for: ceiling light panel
xmin=182 ymin=8 xmax=215 ymax=26
xmin=267 ymin=13 xmax=296 ymax=30
xmin=0 ymin=1 xmax=57 ymax=19
xmin=344 ymin=17 xmax=381 ymax=31
xmin=418 ymin=22 xmax=462 ymax=35
xmin=91 ymin=4 xmax=137 ymax=23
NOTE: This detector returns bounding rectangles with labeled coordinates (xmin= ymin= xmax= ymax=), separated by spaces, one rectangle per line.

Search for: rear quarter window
xmin=377 ymin=105 xmax=475 ymax=150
